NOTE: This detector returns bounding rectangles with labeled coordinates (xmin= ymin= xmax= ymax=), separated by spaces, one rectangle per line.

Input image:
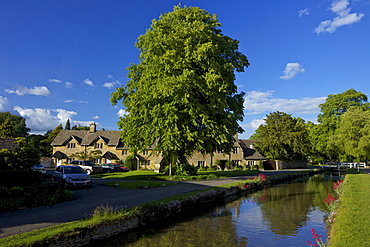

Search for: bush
xmin=163 ymin=164 xmax=199 ymax=176
xmin=0 ymin=170 xmax=42 ymax=187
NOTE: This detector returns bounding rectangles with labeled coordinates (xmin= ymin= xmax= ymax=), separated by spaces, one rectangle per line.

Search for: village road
xmin=0 ymin=169 xmax=309 ymax=239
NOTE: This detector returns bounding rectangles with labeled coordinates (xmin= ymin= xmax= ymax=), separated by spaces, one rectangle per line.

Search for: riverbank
xmin=0 ymin=170 xmax=317 ymax=247
xmin=328 ymin=169 xmax=370 ymax=247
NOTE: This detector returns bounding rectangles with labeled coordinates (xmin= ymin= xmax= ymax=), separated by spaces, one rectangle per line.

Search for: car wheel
xmin=86 ymin=169 xmax=91 ymax=175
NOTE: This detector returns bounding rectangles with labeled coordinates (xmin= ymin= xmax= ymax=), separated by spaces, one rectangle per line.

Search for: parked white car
xmin=32 ymin=164 xmax=46 ymax=175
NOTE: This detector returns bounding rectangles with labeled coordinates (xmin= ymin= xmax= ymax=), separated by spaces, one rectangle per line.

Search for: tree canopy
xmin=328 ymin=107 xmax=370 ymax=162
xmin=111 ymin=6 xmax=249 ymax=163
xmin=251 ymin=111 xmax=311 ymax=161
xmin=0 ymin=112 xmax=30 ymax=137
xmin=311 ymin=89 xmax=370 ymax=160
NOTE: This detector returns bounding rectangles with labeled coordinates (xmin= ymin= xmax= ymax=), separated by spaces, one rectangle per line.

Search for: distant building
xmin=51 ymin=122 xmax=267 ymax=170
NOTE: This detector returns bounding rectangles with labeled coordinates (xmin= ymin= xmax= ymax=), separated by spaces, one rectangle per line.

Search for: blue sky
xmin=1 ymin=0 xmax=369 ymax=139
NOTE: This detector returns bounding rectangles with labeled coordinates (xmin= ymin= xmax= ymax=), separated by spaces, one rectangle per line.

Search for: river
xmin=94 ymin=174 xmax=339 ymax=247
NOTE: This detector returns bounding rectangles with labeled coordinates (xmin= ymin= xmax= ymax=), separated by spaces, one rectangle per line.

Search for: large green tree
xmin=111 ymin=6 xmax=249 ymax=164
xmin=311 ymin=89 xmax=370 ymax=160
xmin=328 ymin=107 xmax=370 ymax=162
xmin=0 ymin=112 xmax=30 ymax=137
xmin=39 ymin=124 xmax=63 ymax=157
xmin=251 ymin=111 xmax=311 ymax=161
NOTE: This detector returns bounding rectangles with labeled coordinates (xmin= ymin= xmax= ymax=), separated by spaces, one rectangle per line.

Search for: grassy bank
xmin=329 ymin=170 xmax=370 ymax=247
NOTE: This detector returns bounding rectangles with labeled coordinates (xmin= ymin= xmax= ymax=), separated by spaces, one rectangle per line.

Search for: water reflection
xmin=94 ymin=175 xmax=337 ymax=247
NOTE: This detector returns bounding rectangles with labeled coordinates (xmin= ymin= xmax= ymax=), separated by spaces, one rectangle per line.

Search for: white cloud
xmin=5 ymin=86 xmax=52 ymax=96
xmin=243 ymin=90 xmax=326 ymax=115
xmin=0 ymin=96 xmax=13 ymax=112
xmin=298 ymin=8 xmax=310 ymax=17
xmin=92 ymin=115 xmax=100 ymax=119
xmin=103 ymin=82 xmax=117 ymax=89
xmin=117 ymin=109 xmax=127 ymax=117
xmin=83 ymin=78 xmax=94 ymax=87
xmin=314 ymin=0 xmax=364 ymax=34
xmin=49 ymin=78 xmax=62 ymax=83
xmin=13 ymin=107 xmax=77 ymax=133
xmin=64 ymin=99 xmax=74 ymax=103
xmin=279 ymin=63 xmax=305 ymax=80
xmin=103 ymin=74 xmax=120 ymax=89
xmin=65 ymin=82 xmax=73 ymax=88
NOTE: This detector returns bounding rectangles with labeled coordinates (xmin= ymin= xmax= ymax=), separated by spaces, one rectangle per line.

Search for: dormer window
xmin=67 ymin=143 xmax=76 ymax=149
xmin=95 ymin=143 xmax=103 ymax=149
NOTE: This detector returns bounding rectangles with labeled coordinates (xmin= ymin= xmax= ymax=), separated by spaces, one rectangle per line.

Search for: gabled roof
xmin=0 ymin=138 xmax=17 ymax=151
xmin=238 ymin=139 xmax=266 ymax=160
xmin=51 ymin=130 xmax=123 ymax=147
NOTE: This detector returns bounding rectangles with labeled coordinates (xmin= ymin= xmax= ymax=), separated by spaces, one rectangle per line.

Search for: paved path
xmin=0 ymin=169 xmax=323 ymax=239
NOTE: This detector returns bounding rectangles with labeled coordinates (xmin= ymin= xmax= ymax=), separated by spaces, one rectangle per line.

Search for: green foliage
xmin=0 ymin=112 xmax=29 ymax=137
xmin=111 ymin=5 xmax=249 ymax=164
xmin=2 ymin=137 xmax=41 ymax=170
xmin=65 ymin=119 xmax=71 ymax=130
xmin=0 ymin=119 xmax=15 ymax=138
xmin=163 ymin=163 xmax=199 ymax=176
xmin=69 ymin=149 xmax=102 ymax=161
xmin=124 ymin=154 xmax=137 ymax=170
xmin=252 ymin=111 xmax=311 ymax=161
xmin=328 ymin=107 xmax=370 ymax=161
xmin=39 ymin=124 xmax=63 ymax=157
xmin=311 ymin=89 xmax=370 ymax=161
xmin=0 ymin=182 xmax=73 ymax=212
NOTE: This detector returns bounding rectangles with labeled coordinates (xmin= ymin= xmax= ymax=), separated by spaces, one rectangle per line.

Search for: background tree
xmin=111 ymin=5 xmax=249 ymax=166
xmin=328 ymin=107 xmax=370 ymax=162
xmin=69 ymin=149 xmax=102 ymax=161
xmin=65 ymin=119 xmax=71 ymax=130
xmin=0 ymin=112 xmax=30 ymax=137
xmin=39 ymin=124 xmax=63 ymax=157
xmin=251 ymin=111 xmax=311 ymax=161
xmin=0 ymin=119 xmax=15 ymax=138
xmin=311 ymin=89 xmax=370 ymax=161
xmin=5 ymin=137 xmax=41 ymax=170
xmin=71 ymin=125 xmax=90 ymax=130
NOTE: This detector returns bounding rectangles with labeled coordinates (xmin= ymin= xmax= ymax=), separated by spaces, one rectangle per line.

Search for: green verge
xmin=329 ymin=170 xmax=370 ymax=247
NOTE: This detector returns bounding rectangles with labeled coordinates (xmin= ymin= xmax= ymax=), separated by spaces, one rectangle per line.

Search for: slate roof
xmin=238 ymin=139 xmax=266 ymax=160
xmin=0 ymin=138 xmax=17 ymax=151
xmin=51 ymin=130 xmax=129 ymax=148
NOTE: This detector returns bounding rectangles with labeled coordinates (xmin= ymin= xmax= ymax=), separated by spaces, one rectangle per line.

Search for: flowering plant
xmin=333 ymin=180 xmax=343 ymax=196
xmin=323 ymin=193 xmax=337 ymax=213
xmin=250 ymin=174 xmax=267 ymax=184
xmin=307 ymin=228 xmax=327 ymax=247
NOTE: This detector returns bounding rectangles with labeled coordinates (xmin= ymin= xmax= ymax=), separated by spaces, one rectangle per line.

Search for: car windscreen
xmin=64 ymin=167 xmax=85 ymax=174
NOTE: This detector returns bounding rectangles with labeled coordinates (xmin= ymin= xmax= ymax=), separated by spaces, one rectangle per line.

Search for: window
xmin=144 ymin=160 xmax=150 ymax=166
xmin=198 ymin=161 xmax=205 ymax=167
xmin=143 ymin=150 xmax=149 ymax=155
xmin=95 ymin=143 xmax=103 ymax=149
xmin=232 ymin=147 xmax=238 ymax=154
xmin=67 ymin=143 xmax=76 ymax=149
xmin=122 ymin=150 xmax=128 ymax=155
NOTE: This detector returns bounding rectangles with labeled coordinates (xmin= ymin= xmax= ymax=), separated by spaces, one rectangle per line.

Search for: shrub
xmin=163 ymin=164 xmax=199 ymax=176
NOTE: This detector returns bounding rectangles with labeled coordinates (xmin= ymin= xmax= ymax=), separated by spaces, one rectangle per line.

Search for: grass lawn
xmin=329 ymin=170 xmax=370 ymax=247
xmin=92 ymin=169 xmax=260 ymax=181
xmin=104 ymin=181 xmax=177 ymax=189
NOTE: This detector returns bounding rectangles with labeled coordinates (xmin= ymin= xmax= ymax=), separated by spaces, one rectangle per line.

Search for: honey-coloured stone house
xmin=51 ymin=123 xmax=266 ymax=170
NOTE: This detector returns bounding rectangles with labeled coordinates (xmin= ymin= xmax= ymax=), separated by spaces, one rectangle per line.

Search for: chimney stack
xmin=90 ymin=122 xmax=96 ymax=132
